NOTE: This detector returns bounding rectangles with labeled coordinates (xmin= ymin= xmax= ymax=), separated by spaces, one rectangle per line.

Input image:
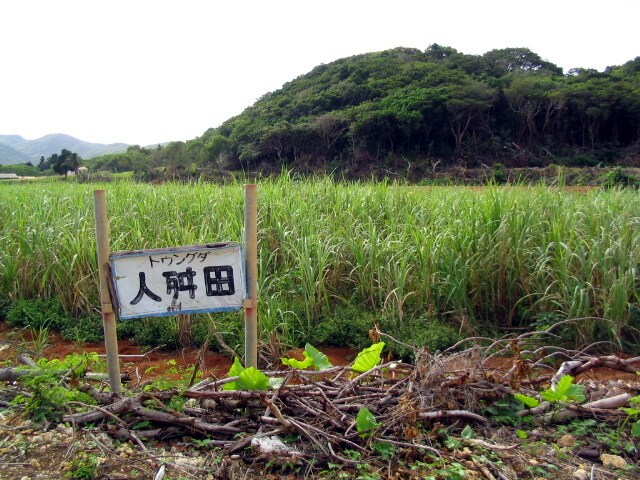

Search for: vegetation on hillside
xmin=0 ymin=162 xmax=40 ymax=176
xmin=0 ymin=133 xmax=127 ymax=165
xmin=84 ymin=45 xmax=640 ymax=181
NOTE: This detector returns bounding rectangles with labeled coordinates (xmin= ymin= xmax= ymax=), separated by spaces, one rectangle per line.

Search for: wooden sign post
xmin=95 ymin=185 xmax=258 ymax=389
xmin=244 ymin=184 xmax=258 ymax=368
xmin=94 ymin=190 xmax=122 ymax=394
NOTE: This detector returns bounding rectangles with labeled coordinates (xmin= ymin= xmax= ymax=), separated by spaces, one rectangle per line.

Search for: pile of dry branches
xmin=58 ymin=341 xmax=640 ymax=466
xmin=2 ymin=322 xmax=640 ymax=474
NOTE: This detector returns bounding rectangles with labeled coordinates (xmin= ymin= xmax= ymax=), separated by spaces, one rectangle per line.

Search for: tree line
xmin=1 ymin=149 xmax=83 ymax=177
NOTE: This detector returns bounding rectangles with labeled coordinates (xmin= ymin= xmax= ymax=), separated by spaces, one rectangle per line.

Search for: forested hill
xmin=89 ymin=45 xmax=640 ymax=179
xmin=197 ymin=45 xmax=639 ymax=172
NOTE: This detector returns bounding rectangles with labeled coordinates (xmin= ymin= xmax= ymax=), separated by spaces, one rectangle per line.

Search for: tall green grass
xmin=1 ymin=177 xmax=639 ymax=347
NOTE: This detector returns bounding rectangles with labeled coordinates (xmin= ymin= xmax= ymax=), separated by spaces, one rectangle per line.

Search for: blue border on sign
xmin=117 ymin=305 xmax=242 ymax=321
xmin=109 ymin=243 xmax=248 ymax=320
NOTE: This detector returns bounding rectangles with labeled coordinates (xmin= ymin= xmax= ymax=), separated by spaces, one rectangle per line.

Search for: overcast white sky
xmin=1 ymin=0 xmax=639 ymax=146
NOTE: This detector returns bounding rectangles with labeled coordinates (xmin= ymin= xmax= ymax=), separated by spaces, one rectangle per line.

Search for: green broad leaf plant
xmin=281 ymin=342 xmax=386 ymax=373
xmin=351 ymin=342 xmax=385 ymax=373
xmin=513 ymin=392 xmax=540 ymax=409
xmin=236 ymin=367 xmax=270 ymax=391
xmin=355 ymin=406 xmax=396 ymax=458
xmin=513 ymin=375 xmax=586 ymax=413
xmin=281 ymin=343 xmax=333 ymax=370
xmin=621 ymin=395 xmax=640 ymax=438
xmin=228 ymin=342 xmax=385 ymax=392
xmin=222 ymin=357 xmax=246 ymax=390
xmin=223 ymin=357 xmax=272 ymax=391
xmin=540 ymin=375 xmax=585 ymax=403
xmin=356 ymin=407 xmax=379 ymax=438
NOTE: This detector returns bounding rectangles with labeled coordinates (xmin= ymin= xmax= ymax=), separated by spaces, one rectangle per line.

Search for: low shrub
xmin=559 ymin=153 xmax=598 ymax=167
xmin=5 ymin=298 xmax=103 ymax=344
xmin=5 ymin=298 xmax=68 ymax=330
xmin=118 ymin=316 xmax=180 ymax=349
xmin=59 ymin=315 xmax=103 ymax=344
xmin=87 ymin=171 xmax=114 ymax=183
xmin=309 ymin=305 xmax=377 ymax=349
xmin=492 ymin=162 xmax=507 ymax=184
xmin=600 ymin=167 xmax=639 ymax=189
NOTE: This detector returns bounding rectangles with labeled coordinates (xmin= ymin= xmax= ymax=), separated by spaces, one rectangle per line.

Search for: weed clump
xmin=5 ymin=298 xmax=103 ymax=344
xmin=600 ymin=166 xmax=639 ymax=189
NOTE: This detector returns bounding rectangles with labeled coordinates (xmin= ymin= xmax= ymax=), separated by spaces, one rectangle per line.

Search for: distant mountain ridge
xmin=0 ymin=142 xmax=32 ymax=164
xmin=0 ymin=134 xmax=129 ymax=165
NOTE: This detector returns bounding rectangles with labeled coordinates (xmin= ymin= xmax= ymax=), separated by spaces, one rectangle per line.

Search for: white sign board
xmin=110 ymin=243 xmax=246 ymax=320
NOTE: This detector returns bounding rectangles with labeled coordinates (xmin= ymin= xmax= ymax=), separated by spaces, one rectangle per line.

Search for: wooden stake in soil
xmin=244 ymin=184 xmax=258 ymax=368
xmin=94 ymin=190 xmax=122 ymax=394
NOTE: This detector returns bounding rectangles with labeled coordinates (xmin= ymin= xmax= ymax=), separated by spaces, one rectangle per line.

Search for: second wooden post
xmin=244 ymin=184 xmax=258 ymax=368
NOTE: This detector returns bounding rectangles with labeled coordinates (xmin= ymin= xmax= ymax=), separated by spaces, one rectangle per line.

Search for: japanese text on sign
xmin=110 ymin=244 xmax=246 ymax=319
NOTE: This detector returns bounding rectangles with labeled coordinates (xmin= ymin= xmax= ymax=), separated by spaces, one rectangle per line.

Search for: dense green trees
xmin=189 ymin=46 xmax=639 ymax=175
xmin=38 ymin=149 xmax=82 ymax=177
xmin=92 ymin=46 xmax=640 ymax=178
xmin=88 ymin=145 xmax=154 ymax=173
xmin=0 ymin=163 xmax=40 ymax=176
